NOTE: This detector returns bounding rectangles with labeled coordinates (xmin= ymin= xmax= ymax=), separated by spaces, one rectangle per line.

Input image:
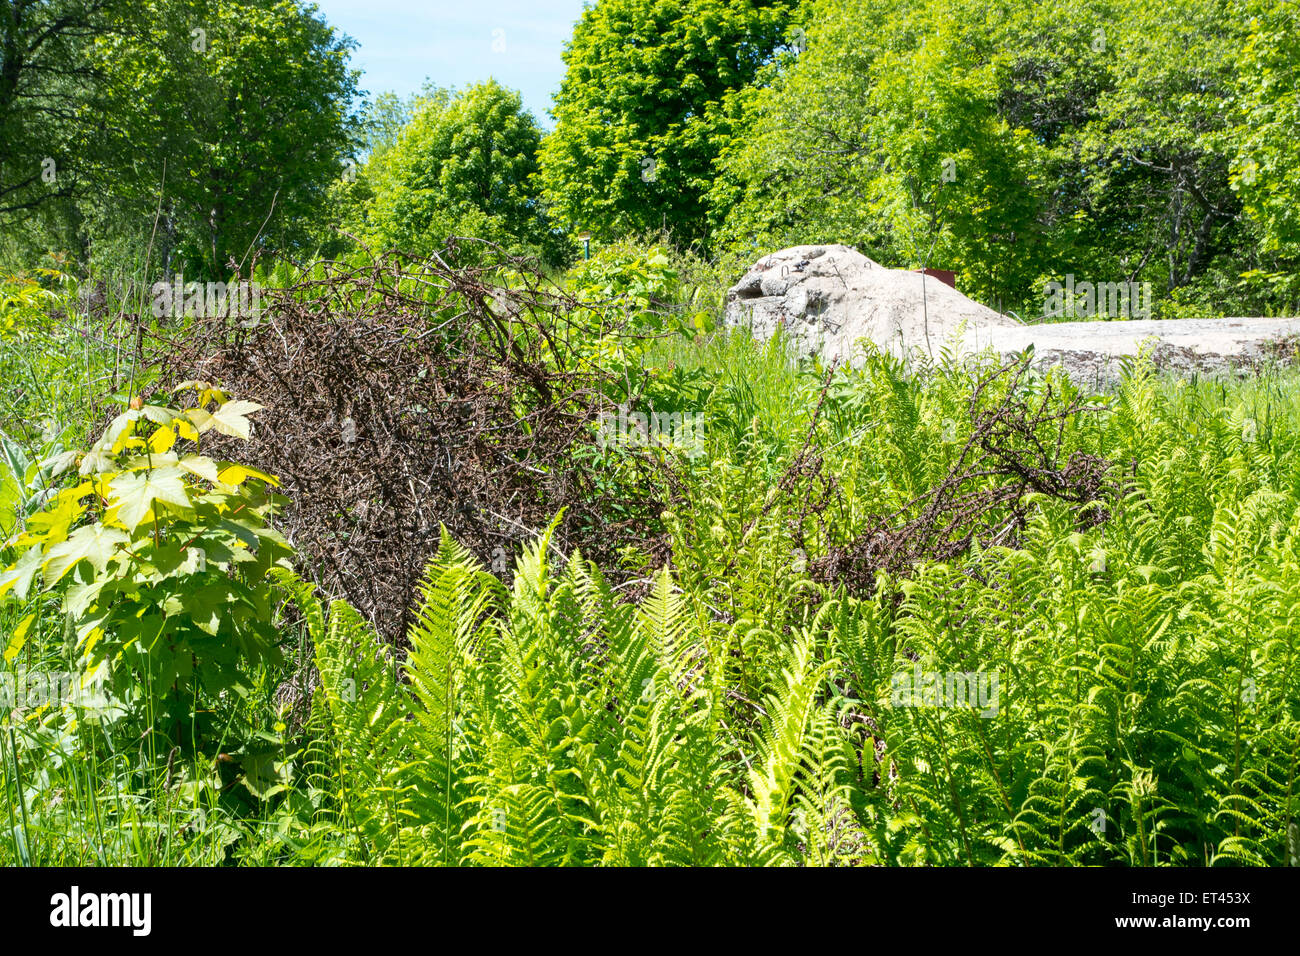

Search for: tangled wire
xmin=801 ymin=355 xmax=1114 ymax=589
xmin=152 ymin=243 xmax=663 ymax=640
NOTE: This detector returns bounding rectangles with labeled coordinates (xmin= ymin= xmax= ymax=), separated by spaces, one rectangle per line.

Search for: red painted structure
xmin=916 ymin=268 xmax=956 ymax=289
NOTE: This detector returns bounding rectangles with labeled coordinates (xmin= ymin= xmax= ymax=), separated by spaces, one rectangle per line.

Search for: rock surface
xmin=724 ymin=244 xmax=1018 ymax=364
xmin=725 ymin=244 xmax=1300 ymax=382
xmin=963 ymin=317 xmax=1300 ymax=385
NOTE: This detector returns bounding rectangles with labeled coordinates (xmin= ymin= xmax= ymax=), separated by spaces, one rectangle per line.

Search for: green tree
xmin=1228 ymin=0 xmax=1300 ymax=304
xmin=0 ymin=1 xmax=145 ymax=265
xmin=1074 ymin=0 xmax=1251 ymax=302
xmin=0 ymin=0 xmax=126 ymax=217
xmin=711 ymin=0 xmax=1294 ymax=315
xmin=83 ymin=0 xmax=360 ymax=277
xmin=539 ymin=0 xmax=799 ymax=247
xmin=709 ymin=0 xmax=1053 ymax=308
xmin=298 ymin=89 xmax=423 ymax=260
xmin=353 ymin=80 xmax=565 ymax=265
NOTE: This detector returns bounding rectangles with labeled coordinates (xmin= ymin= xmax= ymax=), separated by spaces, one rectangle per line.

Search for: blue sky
xmin=310 ymin=1 xmax=590 ymax=127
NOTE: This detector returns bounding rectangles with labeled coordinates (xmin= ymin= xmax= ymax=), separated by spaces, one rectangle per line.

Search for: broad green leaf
xmin=0 ymin=429 xmax=31 ymax=487
xmin=141 ymin=404 xmax=182 ymax=427
xmin=240 ymin=752 xmax=292 ymax=799
xmin=66 ymin=576 xmax=112 ymax=617
xmin=0 ymin=545 xmax=44 ymax=601
xmin=216 ymin=517 xmax=261 ymax=551
xmin=104 ymin=411 xmax=142 ymax=453
xmin=75 ymin=607 xmax=113 ymax=648
xmin=78 ymin=448 xmax=116 ymax=475
xmin=41 ymin=449 xmax=79 ymax=478
xmin=118 ymin=453 xmax=218 ymax=485
xmin=179 ymin=455 xmax=221 ymax=483
xmin=108 ymin=466 xmax=193 ymax=530
xmin=182 ymin=582 xmax=235 ymax=636
xmin=186 ymin=400 xmax=263 ymax=440
xmin=42 ymin=525 xmax=131 ymax=586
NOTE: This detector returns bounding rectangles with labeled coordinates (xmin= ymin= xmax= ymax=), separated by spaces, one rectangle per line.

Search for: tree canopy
xmin=708 ymin=0 xmax=1297 ymax=315
xmin=346 ymin=80 xmax=565 ymax=266
xmin=1 ymin=0 xmax=359 ymax=278
xmin=2 ymin=0 xmax=1295 ymax=315
xmin=538 ymin=0 xmax=799 ymax=247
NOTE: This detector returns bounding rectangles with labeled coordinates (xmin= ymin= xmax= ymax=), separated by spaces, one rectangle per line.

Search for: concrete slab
xmin=959 ymin=317 xmax=1300 ymax=384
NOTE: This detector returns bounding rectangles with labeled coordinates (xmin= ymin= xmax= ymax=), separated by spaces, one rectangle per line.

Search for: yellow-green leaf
xmin=141 ymin=404 xmax=181 ymax=426
xmin=42 ymin=524 xmax=131 ymax=585
xmin=217 ymin=463 xmax=279 ymax=487
xmin=78 ymin=448 xmax=116 ymax=475
xmin=0 ymin=546 xmax=43 ymax=601
xmin=4 ymin=612 xmax=35 ymax=662
xmin=108 ymin=466 xmax=192 ymax=529
xmin=186 ymin=400 xmax=262 ymax=440
xmin=149 ymin=425 xmax=177 ymax=454
xmin=178 ymin=454 xmax=221 ymax=483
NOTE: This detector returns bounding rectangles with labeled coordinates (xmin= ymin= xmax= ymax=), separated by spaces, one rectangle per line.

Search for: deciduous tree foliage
xmin=0 ymin=0 xmax=360 ymax=278
xmin=86 ymin=0 xmax=359 ymax=277
xmin=0 ymin=0 xmax=146 ymax=266
xmin=0 ymin=0 xmax=125 ymax=218
xmin=539 ymin=0 xmax=799 ymax=246
xmin=351 ymin=80 xmax=566 ymax=265
xmin=709 ymin=0 xmax=1298 ymax=316
xmin=1229 ymin=0 xmax=1300 ymax=301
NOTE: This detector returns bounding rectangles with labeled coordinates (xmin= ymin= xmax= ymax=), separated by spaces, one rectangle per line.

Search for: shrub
xmin=0 ymin=270 xmax=74 ymax=338
xmin=0 ymin=383 xmax=292 ymax=745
